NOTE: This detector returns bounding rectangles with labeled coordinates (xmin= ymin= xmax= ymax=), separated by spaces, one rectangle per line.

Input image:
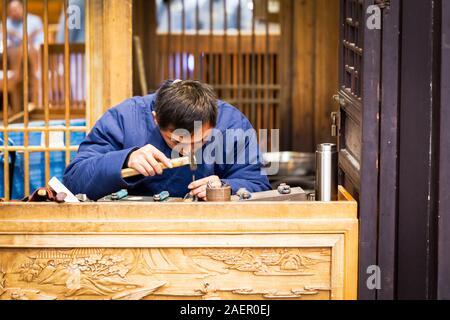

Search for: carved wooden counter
xmin=0 ymin=187 xmax=358 ymax=300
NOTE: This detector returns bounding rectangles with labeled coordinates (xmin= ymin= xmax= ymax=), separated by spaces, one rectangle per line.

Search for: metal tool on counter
xmin=191 ymin=175 xmax=198 ymax=202
xmin=236 ymin=188 xmax=252 ymax=200
xmin=206 ymin=181 xmax=232 ymax=202
xmin=315 ymin=143 xmax=338 ymax=201
xmin=111 ymin=189 xmax=128 ymax=201
xmin=75 ymin=194 xmax=90 ymax=202
xmin=183 ymin=192 xmax=197 ymax=202
xmin=233 ymin=184 xmax=307 ymax=202
xmin=189 ymin=154 xmax=199 ymax=202
xmin=121 ymin=154 xmax=198 ymax=179
xmin=307 ymin=193 xmax=316 ymax=201
xmin=153 ymin=191 xmax=170 ymax=202
xmin=277 ymin=183 xmax=291 ymax=195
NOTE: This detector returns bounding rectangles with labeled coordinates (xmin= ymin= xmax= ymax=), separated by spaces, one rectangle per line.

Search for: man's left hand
xmin=188 ymin=175 xmax=221 ymax=200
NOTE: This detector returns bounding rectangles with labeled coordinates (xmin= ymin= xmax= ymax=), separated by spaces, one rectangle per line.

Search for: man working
xmin=63 ymin=80 xmax=271 ymax=201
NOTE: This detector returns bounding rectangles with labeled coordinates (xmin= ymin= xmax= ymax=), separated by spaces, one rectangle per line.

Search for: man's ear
xmin=152 ymin=111 xmax=158 ymax=126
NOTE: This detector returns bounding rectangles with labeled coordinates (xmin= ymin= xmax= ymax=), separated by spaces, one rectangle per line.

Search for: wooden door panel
xmin=344 ymin=118 xmax=361 ymax=162
xmin=338 ymin=0 xmax=365 ymax=197
xmin=338 ymin=0 xmax=382 ymax=299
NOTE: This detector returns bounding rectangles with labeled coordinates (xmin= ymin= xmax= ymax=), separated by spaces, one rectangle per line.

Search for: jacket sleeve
xmin=217 ymin=118 xmax=272 ymax=194
xmin=221 ymin=166 xmax=272 ymax=195
xmin=63 ymin=108 xmax=143 ymax=200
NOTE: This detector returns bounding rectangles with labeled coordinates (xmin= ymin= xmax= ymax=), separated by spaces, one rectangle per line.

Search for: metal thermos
xmin=315 ymin=143 xmax=338 ymax=201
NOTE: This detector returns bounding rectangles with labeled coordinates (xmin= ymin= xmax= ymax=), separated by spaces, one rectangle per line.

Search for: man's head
xmin=152 ymin=80 xmax=218 ymax=155
xmin=8 ymin=0 xmax=24 ymax=22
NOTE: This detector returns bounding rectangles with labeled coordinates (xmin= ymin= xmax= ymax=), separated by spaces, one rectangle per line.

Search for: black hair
xmin=154 ymin=80 xmax=218 ymax=133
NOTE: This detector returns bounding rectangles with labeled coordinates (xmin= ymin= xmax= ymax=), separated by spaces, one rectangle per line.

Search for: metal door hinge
xmin=333 ymin=94 xmax=346 ymax=107
xmin=331 ymin=111 xmax=340 ymax=137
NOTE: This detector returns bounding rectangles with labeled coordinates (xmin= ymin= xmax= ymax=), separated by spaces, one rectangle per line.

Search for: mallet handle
xmin=121 ymin=156 xmax=190 ymax=178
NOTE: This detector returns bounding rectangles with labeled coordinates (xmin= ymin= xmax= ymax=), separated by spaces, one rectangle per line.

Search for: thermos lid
xmin=317 ymin=143 xmax=337 ymax=152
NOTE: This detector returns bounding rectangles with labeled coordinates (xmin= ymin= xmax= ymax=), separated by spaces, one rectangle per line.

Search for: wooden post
xmin=358 ymin=0 xmax=382 ymax=300
xmin=86 ymin=0 xmax=133 ymax=127
xmin=290 ymin=0 xmax=315 ymax=152
xmin=438 ymin=0 xmax=450 ymax=300
xmin=132 ymin=0 xmax=158 ymax=95
xmin=289 ymin=0 xmax=339 ymax=152
xmin=397 ymin=0 xmax=439 ymax=299
xmin=377 ymin=0 xmax=400 ymax=300
xmin=313 ymin=0 xmax=339 ymax=147
xmin=279 ymin=0 xmax=293 ymax=151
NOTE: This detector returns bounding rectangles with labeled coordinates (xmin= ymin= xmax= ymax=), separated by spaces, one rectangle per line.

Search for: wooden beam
xmin=377 ymin=0 xmax=400 ymax=300
xmin=132 ymin=0 xmax=158 ymax=94
xmin=313 ymin=0 xmax=339 ymax=147
xmin=289 ymin=0 xmax=339 ymax=152
xmin=291 ymin=0 xmax=315 ymax=152
xmin=278 ymin=0 xmax=294 ymax=151
xmin=86 ymin=0 xmax=133 ymax=127
xmin=358 ymin=0 xmax=382 ymax=300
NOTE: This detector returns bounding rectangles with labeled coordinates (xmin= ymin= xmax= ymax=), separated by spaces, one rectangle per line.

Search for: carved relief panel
xmin=0 ymin=234 xmax=346 ymax=300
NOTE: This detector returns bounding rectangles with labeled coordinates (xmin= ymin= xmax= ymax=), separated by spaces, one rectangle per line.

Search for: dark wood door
xmin=337 ymin=0 xmax=447 ymax=300
xmin=337 ymin=0 xmax=382 ymax=299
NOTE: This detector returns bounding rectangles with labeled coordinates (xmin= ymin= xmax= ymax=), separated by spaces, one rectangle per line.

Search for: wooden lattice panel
xmin=342 ymin=0 xmax=364 ymax=99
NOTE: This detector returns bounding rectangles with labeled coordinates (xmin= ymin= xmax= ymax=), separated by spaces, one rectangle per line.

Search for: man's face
xmin=153 ymin=112 xmax=213 ymax=156
xmin=8 ymin=1 xmax=24 ymax=22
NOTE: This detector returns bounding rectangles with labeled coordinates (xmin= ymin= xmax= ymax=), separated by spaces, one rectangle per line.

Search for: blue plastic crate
xmin=1 ymin=119 xmax=86 ymax=200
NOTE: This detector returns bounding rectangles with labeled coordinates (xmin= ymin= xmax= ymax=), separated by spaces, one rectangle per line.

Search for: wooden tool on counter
xmin=121 ymin=155 xmax=197 ymax=178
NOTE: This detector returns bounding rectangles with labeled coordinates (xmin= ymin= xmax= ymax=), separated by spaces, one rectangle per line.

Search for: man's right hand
xmin=127 ymin=144 xmax=173 ymax=177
